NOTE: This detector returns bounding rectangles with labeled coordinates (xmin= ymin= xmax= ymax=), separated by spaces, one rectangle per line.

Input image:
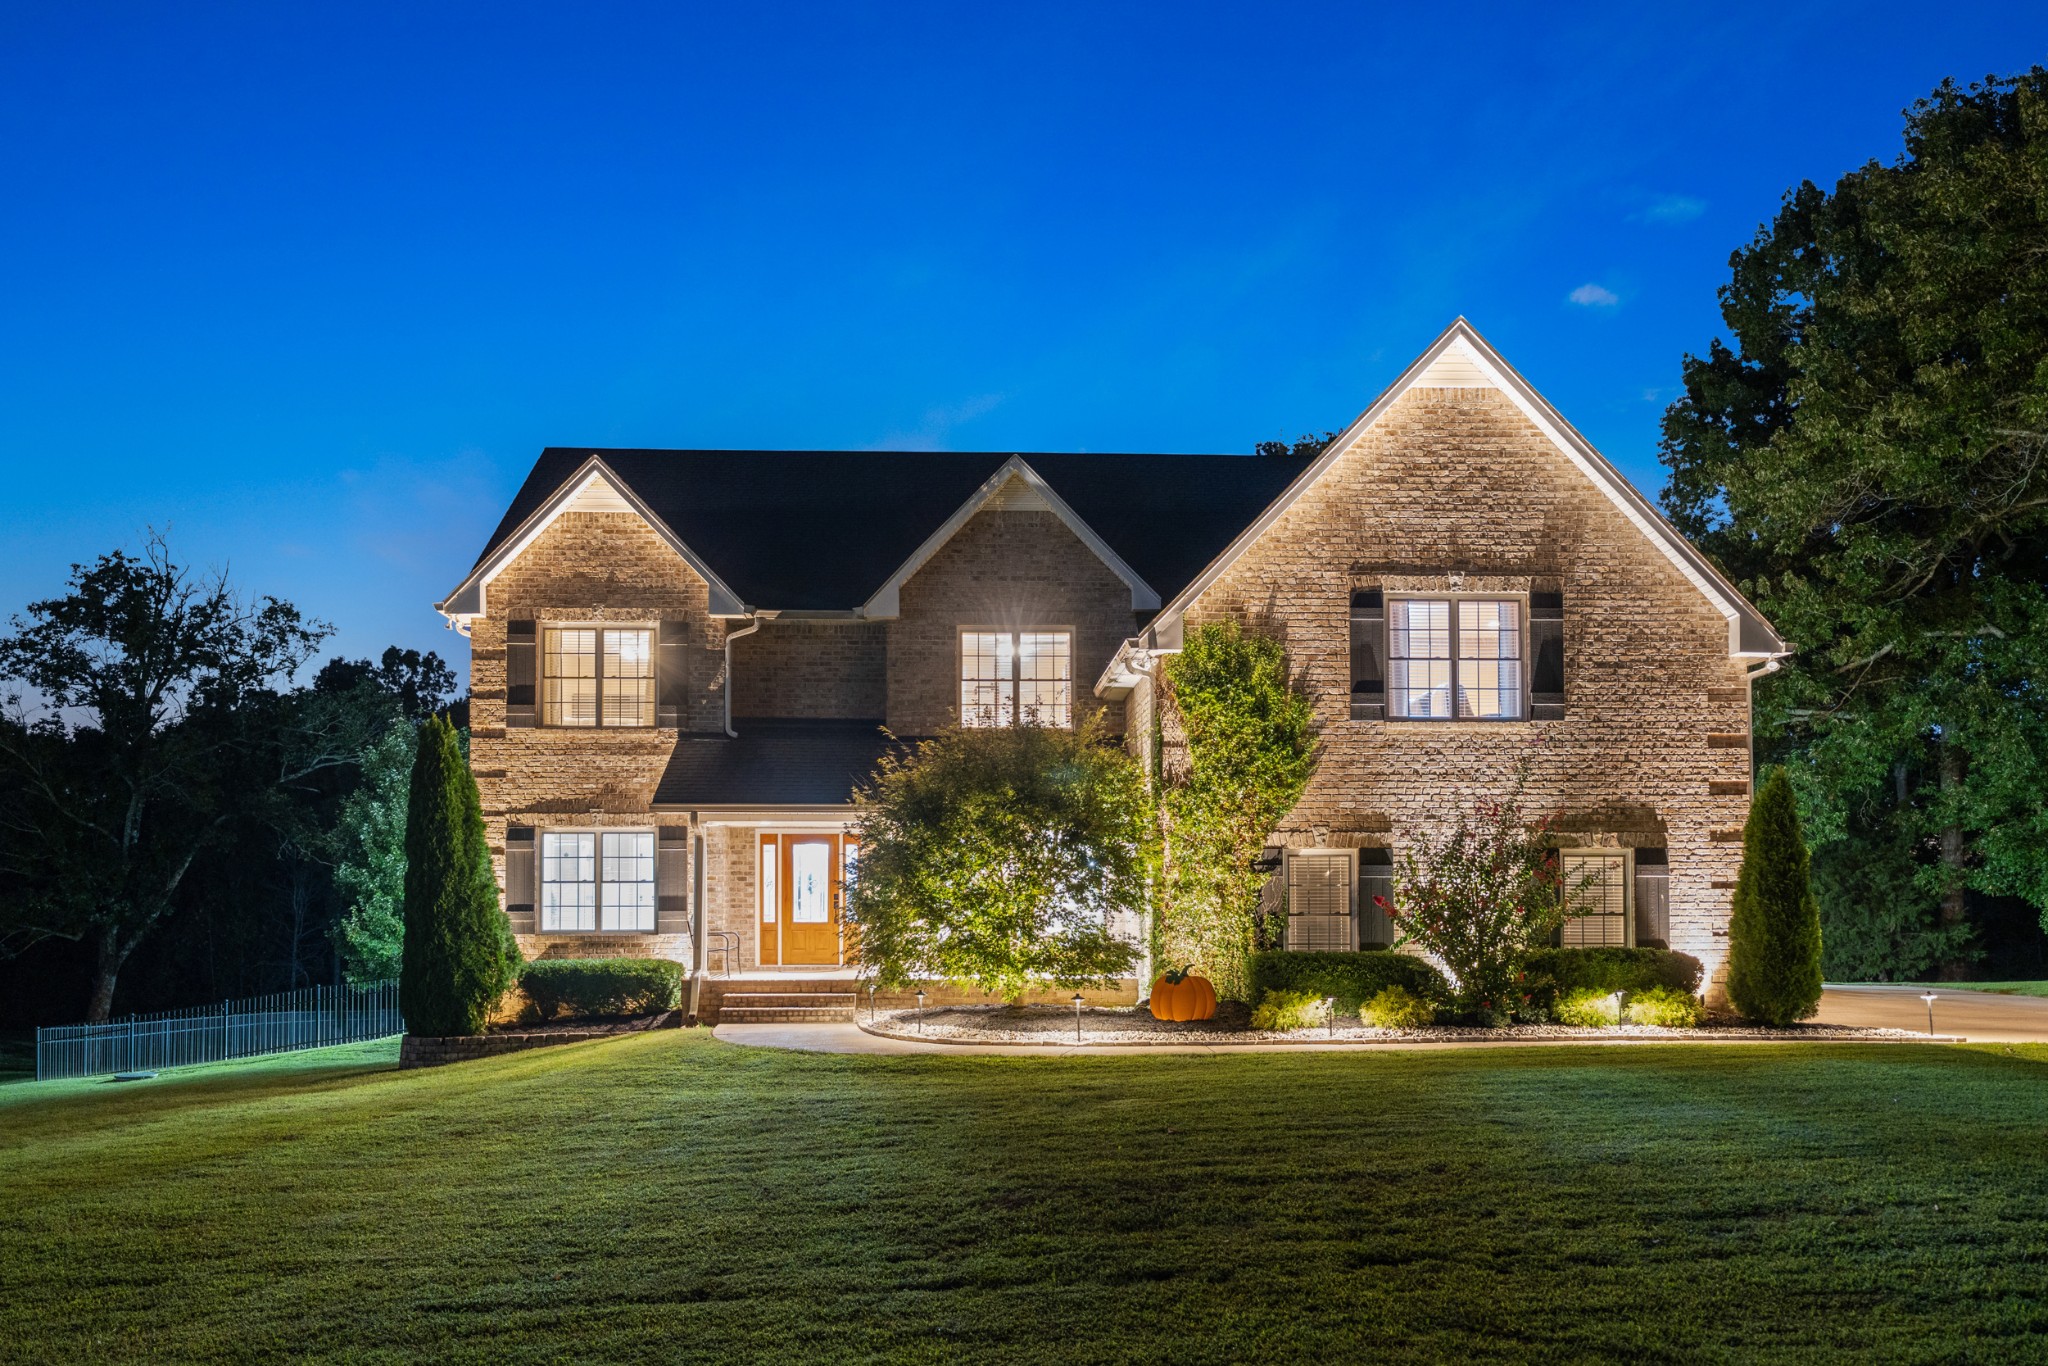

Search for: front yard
xmin=6 ymin=1032 xmax=2048 ymax=1362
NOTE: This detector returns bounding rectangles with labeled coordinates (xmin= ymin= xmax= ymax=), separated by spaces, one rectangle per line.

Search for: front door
xmin=761 ymin=833 xmax=856 ymax=966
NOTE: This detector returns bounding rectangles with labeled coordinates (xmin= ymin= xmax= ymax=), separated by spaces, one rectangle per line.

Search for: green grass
xmin=6 ymin=1034 xmax=2048 ymax=1363
xmin=1898 ymin=980 xmax=2048 ymax=999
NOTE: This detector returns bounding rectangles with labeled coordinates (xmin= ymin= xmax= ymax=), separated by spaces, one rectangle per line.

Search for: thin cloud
xmin=867 ymin=393 xmax=1005 ymax=451
xmin=1637 ymin=194 xmax=1707 ymax=225
xmin=1568 ymin=283 xmax=1620 ymax=308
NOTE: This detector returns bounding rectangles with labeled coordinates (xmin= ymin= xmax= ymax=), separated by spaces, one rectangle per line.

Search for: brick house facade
xmin=438 ymin=320 xmax=1785 ymax=1001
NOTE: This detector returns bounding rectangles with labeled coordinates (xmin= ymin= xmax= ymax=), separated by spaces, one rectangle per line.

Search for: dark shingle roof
xmin=652 ymin=720 xmax=909 ymax=808
xmin=473 ymin=449 xmax=1311 ymax=611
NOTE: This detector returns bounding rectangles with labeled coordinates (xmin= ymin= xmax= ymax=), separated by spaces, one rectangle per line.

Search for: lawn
xmin=6 ymin=1034 xmax=2048 ymax=1363
xmin=1901 ymin=980 xmax=2048 ymax=999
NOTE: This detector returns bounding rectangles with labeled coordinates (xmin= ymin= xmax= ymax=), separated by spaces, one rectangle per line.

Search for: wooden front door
xmin=760 ymin=833 xmax=855 ymax=966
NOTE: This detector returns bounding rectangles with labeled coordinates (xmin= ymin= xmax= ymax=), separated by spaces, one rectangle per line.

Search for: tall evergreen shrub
xmin=1726 ymin=768 xmax=1824 ymax=1025
xmin=400 ymin=716 xmax=516 ymax=1035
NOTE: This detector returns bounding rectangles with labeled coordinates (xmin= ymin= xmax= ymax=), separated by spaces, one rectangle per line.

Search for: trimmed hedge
xmin=520 ymin=958 xmax=685 ymax=1022
xmin=1247 ymin=951 xmax=1449 ymax=1012
xmin=1521 ymin=947 xmax=1702 ymax=998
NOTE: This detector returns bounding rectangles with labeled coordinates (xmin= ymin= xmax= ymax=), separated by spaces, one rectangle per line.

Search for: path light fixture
xmin=1074 ymin=993 xmax=1085 ymax=1044
xmin=1921 ymin=992 xmax=1938 ymax=1036
xmin=868 ymin=982 xmax=877 ymax=1024
xmin=1325 ymin=997 xmax=1337 ymax=1039
xmin=915 ymin=988 xmax=925 ymax=1034
xmin=1610 ymin=992 xmax=1625 ymax=1027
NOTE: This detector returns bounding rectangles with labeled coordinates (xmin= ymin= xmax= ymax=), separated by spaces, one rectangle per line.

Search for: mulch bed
xmin=861 ymin=1004 xmax=1937 ymax=1046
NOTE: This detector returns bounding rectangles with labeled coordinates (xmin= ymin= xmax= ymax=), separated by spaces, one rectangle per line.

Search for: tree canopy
xmin=1658 ymin=68 xmax=2048 ymax=974
xmin=846 ymin=722 xmax=1151 ymax=1000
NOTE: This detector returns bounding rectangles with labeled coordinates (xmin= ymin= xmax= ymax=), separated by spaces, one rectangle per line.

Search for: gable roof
xmin=441 ymin=446 xmax=1310 ymax=617
xmin=1138 ymin=319 xmax=1788 ymax=660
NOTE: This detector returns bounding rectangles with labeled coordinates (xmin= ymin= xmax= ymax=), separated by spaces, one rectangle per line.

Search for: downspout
xmin=687 ymin=810 xmax=706 ymax=1023
xmin=1128 ymin=642 xmax=1166 ymax=995
xmin=722 ymin=616 xmax=763 ymax=738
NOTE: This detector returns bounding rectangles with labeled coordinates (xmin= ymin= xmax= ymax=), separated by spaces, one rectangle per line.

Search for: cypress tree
xmin=1726 ymin=767 xmax=1824 ymax=1025
xmin=400 ymin=716 xmax=516 ymax=1036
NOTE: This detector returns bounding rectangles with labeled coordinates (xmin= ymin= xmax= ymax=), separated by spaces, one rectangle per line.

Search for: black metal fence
xmin=34 ymin=981 xmax=402 ymax=1081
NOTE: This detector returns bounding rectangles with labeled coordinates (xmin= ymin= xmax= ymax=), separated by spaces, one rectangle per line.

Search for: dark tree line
xmin=0 ymin=537 xmax=459 ymax=1024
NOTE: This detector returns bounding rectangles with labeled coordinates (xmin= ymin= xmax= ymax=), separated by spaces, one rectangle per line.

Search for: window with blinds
xmin=543 ymin=627 xmax=654 ymax=727
xmin=960 ymin=629 xmax=1072 ymax=728
xmin=1560 ymin=850 xmax=1629 ymax=947
xmin=1386 ymin=597 xmax=1525 ymax=721
xmin=1286 ymin=851 xmax=1355 ymax=951
xmin=540 ymin=829 xmax=656 ymax=932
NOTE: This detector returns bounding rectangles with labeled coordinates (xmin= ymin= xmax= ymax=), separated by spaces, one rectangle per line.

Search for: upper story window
xmin=960 ymin=629 xmax=1072 ymax=728
xmin=1388 ymin=598 xmax=1523 ymax=720
xmin=543 ymin=627 xmax=654 ymax=727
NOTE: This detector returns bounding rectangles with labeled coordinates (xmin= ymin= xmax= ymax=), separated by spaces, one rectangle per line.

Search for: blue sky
xmin=2 ymin=3 xmax=2043 ymax=678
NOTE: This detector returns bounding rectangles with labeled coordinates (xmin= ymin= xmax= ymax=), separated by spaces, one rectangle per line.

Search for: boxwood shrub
xmin=519 ymin=957 xmax=685 ymax=1022
xmin=1520 ymin=947 xmax=1703 ymax=1000
xmin=1246 ymin=951 xmax=1449 ymax=1013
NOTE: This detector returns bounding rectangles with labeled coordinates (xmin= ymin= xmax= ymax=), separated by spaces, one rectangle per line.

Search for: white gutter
xmin=722 ymin=615 xmax=765 ymax=737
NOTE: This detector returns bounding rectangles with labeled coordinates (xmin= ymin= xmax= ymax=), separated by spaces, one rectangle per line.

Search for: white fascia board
xmin=1146 ymin=318 xmax=1788 ymax=661
xmin=860 ymin=455 xmax=1161 ymax=618
xmin=434 ymin=456 xmax=749 ymax=622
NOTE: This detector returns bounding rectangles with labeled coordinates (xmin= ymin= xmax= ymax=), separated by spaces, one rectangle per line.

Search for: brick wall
xmin=1178 ymin=387 xmax=1754 ymax=992
xmin=732 ymin=620 xmax=886 ymax=718
xmin=886 ymin=508 xmax=1138 ymax=735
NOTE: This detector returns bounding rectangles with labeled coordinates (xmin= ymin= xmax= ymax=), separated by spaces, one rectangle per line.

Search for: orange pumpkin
xmin=1149 ymin=970 xmax=1218 ymax=1021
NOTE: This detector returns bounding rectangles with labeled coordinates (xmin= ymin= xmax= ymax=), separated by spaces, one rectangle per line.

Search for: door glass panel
xmin=791 ymin=841 xmax=830 ymax=923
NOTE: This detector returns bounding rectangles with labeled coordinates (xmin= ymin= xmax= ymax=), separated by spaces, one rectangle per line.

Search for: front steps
xmin=703 ymin=980 xmax=858 ymax=1024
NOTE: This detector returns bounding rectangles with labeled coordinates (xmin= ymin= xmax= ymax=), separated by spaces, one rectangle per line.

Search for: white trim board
xmin=859 ymin=455 xmax=1161 ymax=617
xmin=436 ymin=456 xmax=749 ymax=622
xmin=1140 ymin=319 xmax=1786 ymax=660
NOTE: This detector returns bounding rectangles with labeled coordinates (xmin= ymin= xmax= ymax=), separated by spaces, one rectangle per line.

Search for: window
xmin=543 ymin=627 xmax=654 ymax=727
xmin=540 ymin=829 xmax=655 ymax=932
xmin=1286 ymin=851 xmax=1354 ymax=952
xmin=960 ymin=630 xmax=1072 ymax=727
xmin=1560 ymin=849 xmax=1629 ymax=947
xmin=1388 ymin=598 xmax=1523 ymax=720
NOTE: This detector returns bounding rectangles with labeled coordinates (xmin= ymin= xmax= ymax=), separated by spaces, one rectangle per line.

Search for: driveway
xmin=1815 ymin=984 xmax=2048 ymax=1043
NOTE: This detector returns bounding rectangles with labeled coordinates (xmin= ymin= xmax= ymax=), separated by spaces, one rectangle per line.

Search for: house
xmin=436 ymin=319 xmax=1786 ymax=1011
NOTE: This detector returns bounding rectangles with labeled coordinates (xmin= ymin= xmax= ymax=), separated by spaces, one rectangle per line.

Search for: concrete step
xmin=718 ymin=1005 xmax=857 ymax=1024
xmin=720 ymin=993 xmax=858 ymax=1009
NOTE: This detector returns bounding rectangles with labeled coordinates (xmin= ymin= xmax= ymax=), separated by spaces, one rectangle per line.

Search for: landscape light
xmin=1325 ymin=997 xmax=1336 ymax=1039
xmin=867 ymin=982 xmax=877 ymax=1023
xmin=915 ymin=988 xmax=925 ymax=1034
xmin=1920 ymin=992 xmax=1938 ymax=1036
xmin=1074 ymin=992 xmax=1085 ymax=1043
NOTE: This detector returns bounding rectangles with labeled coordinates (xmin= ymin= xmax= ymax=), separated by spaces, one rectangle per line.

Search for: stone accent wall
xmin=732 ymin=620 xmax=886 ymax=718
xmin=1180 ymin=386 xmax=1754 ymax=993
xmin=886 ymin=508 xmax=1139 ymax=736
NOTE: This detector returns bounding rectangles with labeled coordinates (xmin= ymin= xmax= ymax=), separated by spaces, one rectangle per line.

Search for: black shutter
xmin=1529 ymin=593 xmax=1564 ymax=720
xmin=1633 ymin=848 xmax=1669 ymax=948
xmin=1358 ymin=847 xmax=1395 ymax=949
xmin=504 ymin=824 xmax=536 ymax=934
xmin=506 ymin=620 xmax=538 ymax=728
xmin=656 ymin=827 xmax=690 ymax=936
xmin=658 ymin=620 xmax=690 ymax=729
xmin=1350 ymin=589 xmax=1386 ymax=720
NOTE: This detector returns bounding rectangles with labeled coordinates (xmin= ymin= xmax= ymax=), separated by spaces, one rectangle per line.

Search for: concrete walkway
xmin=1814 ymin=984 xmax=2048 ymax=1043
xmin=712 ymin=986 xmax=2048 ymax=1056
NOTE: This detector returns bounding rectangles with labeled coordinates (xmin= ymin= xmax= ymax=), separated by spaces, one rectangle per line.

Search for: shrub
xmin=1519 ymin=947 xmax=1704 ymax=1000
xmin=1361 ymin=985 xmax=1436 ymax=1030
xmin=1378 ymin=764 xmax=1566 ymax=1017
xmin=1625 ymin=986 xmax=1706 ymax=1028
xmin=847 ymin=720 xmax=1149 ymax=1000
xmin=400 ymin=716 xmax=519 ymax=1037
xmin=1250 ymin=989 xmax=1331 ymax=1031
xmin=1247 ymin=950 xmax=1449 ymax=1014
xmin=1554 ymin=988 xmax=1622 ymax=1027
xmin=520 ymin=958 xmax=685 ymax=1022
xmin=1727 ymin=768 xmax=1824 ymax=1026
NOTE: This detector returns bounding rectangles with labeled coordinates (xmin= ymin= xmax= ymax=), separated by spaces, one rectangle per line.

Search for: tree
xmin=1726 ymin=768 xmax=1824 ymax=1025
xmin=1157 ymin=621 xmax=1317 ymax=1000
xmin=313 ymin=647 xmax=456 ymax=722
xmin=330 ymin=718 xmax=416 ymax=984
xmin=1378 ymin=765 xmax=1566 ymax=1021
xmin=1255 ymin=431 xmax=1337 ymax=459
xmin=0 ymin=537 xmax=357 ymax=1020
xmin=398 ymin=716 xmax=516 ymax=1035
xmin=1658 ymin=68 xmax=2048 ymax=974
xmin=846 ymin=722 xmax=1152 ymax=1001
